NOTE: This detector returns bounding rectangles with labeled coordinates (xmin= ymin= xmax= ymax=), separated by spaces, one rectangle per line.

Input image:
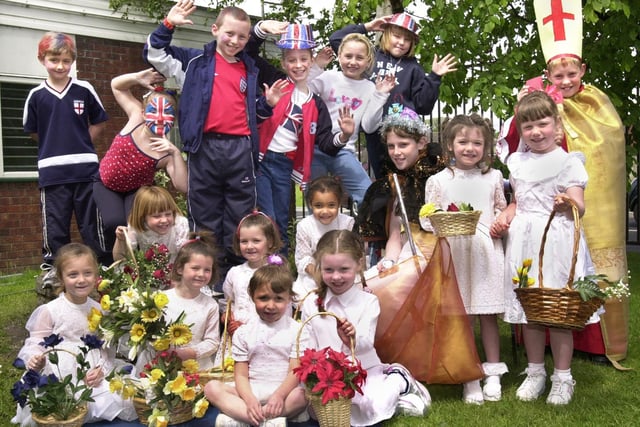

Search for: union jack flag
xmin=144 ymin=96 xmax=175 ymax=136
xmin=283 ymin=103 xmax=303 ymax=135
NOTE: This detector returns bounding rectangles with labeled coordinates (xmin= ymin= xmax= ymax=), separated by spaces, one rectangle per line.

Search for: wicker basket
xmin=428 ymin=210 xmax=481 ymax=237
xmin=514 ymin=199 xmax=602 ymax=330
xmin=133 ymin=397 xmax=194 ymax=425
xmin=200 ymin=299 xmax=234 ymax=386
xmin=32 ymin=405 xmax=87 ymax=427
xmin=296 ymin=312 xmax=354 ymax=427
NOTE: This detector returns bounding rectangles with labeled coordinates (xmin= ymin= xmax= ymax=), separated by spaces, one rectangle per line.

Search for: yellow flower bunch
xmin=512 ymin=258 xmax=535 ymax=288
xmin=419 ymin=202 xmax=440 ymax=218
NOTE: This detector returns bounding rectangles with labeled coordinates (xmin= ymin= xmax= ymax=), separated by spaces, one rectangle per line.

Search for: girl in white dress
xmin=164 ymin=231 xmax=220 ymax=371
xmin=423 ymin=114 xmax=509 ymax=404
xmin=293 ymin=176 xmax=355 ymax=298
xmin=12 ymin=243 xmax=135 ymax=425
xmin=494 ymin=91 xmax=594 ymax=405
xmin=222 ymin=211 xmax=283 ymax=335
xmin=113 ymin=185 xmax=189 ymax=265
xmin=301 ymin=230 xmax=431 ymax=426
xmin=205 ymin=260 xmax=308 ymax=427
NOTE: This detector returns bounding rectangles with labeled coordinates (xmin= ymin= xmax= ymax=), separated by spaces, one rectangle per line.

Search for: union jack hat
xmin=381 ymin=12 xmax=421 ymax=40
xmin=276 ymin=24 xmax=317 ymax=50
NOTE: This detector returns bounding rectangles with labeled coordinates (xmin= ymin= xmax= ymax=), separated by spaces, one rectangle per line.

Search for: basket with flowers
xmin=11 ymin=333 xmax=104 ymax=426
xmin=514 ymin=200 xmax=631 ymax=330
xmin=419 ymin=202 xmax=481 ymax=237
xmin=108 ymin=351 xmax=209 ymax=426
xmin=294 ymin=312 xmax=367 ymax=427
xmin=91 ymin=243 xmax=189 ymax=362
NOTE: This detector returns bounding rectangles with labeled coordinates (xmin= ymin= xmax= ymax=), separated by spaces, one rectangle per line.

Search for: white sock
xmin=485 ymin=375 xmax=501 ymax=386
xmin=553 ymin=368 xmax=572 ymax=381
xmin=527 ymin=362 xmax=546 ymax=375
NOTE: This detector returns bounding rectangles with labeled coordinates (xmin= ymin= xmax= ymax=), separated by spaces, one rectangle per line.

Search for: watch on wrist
xmin=381 ymin=259 xmax=394 ymax=269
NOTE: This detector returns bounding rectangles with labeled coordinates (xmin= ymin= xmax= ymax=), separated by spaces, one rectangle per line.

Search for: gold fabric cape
xmin=562 ymin=85 xmax=629 ymax=362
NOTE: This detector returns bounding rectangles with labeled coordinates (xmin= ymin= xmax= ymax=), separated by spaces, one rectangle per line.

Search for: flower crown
xmin=379 ymin=106 xmax=430 ymax=137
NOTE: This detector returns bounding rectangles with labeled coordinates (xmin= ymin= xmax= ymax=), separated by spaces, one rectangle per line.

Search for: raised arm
xmin=111 ymin=69 xmax=166 ymax=122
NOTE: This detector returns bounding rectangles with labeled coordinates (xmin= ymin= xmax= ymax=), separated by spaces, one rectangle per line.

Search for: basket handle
xmin=538 ymin=196 xmax=580 ymax=290
xmin=218 ymin=298 xmax=233 ymax=371
xmin=295 ymin=311 xmax=356 ymax=361
xmin=292 ymin=289 xmax=318 ymax=321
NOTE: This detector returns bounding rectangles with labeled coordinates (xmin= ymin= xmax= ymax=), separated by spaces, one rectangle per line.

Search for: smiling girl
xmin=112 ymin=185 xmax=188 ymax=265
xmin=423 ymin=114 xmax=509 ymax=404
xmin=164 ymin=231 xmax=220 ymax=371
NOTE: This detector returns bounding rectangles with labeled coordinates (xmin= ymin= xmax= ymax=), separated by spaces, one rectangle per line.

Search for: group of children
xmin=17 ymin=0 xmax=626 ymax=425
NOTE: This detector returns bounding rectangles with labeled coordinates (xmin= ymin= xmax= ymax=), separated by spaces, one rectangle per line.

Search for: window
xmin=0 ymin=81 xmax=38 ymax=178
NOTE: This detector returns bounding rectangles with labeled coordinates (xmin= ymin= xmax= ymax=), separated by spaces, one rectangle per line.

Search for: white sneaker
xmin=516 ymin=369 xmax=547 ymax=401
xmin=546 ymin=375 xmax=575 ymax=405
xmin=482 ymin=362 xmax=508 ymax=402
xmin=385 ymin=363 xmax=432 ymax=408
xmin=215 ymin=413 xmax=250 ymax=427
xmin=396 ymin=394 xmax=427 ymax=417
xmin=261 ymin=417 xmax=287 ymax=427
xmin=462 ymin=380 xmax=484 ymax=405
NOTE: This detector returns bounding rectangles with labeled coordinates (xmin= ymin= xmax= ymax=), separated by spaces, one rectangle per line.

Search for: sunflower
xmin=167 ymin=323 xmax=192 ymax=346
xmin=130 ymin=323 xmax=146 ymax=343
xmin=141 ymin=307 xmax=160 ymax=323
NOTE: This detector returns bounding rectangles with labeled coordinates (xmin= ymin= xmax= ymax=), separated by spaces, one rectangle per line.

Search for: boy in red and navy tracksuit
xmin=143 ymin=0 xmax=285 ymax=290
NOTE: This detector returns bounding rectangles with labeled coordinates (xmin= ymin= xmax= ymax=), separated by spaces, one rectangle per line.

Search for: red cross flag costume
xmin=498 ymin=0 xmax=629 ymax=367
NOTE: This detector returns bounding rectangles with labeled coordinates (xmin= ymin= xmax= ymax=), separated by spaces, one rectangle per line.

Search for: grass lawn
xmin=1 ymin=253 xmax=638 ymax=426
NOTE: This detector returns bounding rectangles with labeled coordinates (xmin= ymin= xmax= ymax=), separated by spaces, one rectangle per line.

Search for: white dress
xmin=128 ymin=215 xmax=189 ymax=263
xmin=232 ymin=315 xmax=306 ymax=402
xmin=163 ymin=288 xmax=220 ymax=370
xmin=423 ymin=167 xmax=508 ymax=314
xmin=503 ymin=149 xmax=595 ymax=324
xmin=12 ymin=294 xmax=135 ymax=425
xmin=293 ymin=213 xmax=354 ymax=299
xmin=222 ymin=262 xmax=259 ymax=324
xmin=300 ymin=286 xmax=409 ymax=427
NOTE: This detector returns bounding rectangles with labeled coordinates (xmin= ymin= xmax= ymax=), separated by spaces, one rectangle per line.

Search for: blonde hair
xmin=440 ymin=114 xmax=495 ymax=174
xmin=379 ymin=26 xmax=416 ymax=58
xmin=546 ymin=56 xmax=582 ymax=72
xmin=312 ymin=230 xmax=366 ymax=305
xmin=128 ymin=186 xmax=181 ymax=233
xmin=54 ymin=243 xmax=98 ymax=295
xmin=338 ymin=33 xmax=375 ymax=77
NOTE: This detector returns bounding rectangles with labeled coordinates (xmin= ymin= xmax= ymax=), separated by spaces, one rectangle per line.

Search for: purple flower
xmin=80 ymin=334 xmax=104 ymax=350
xmin=22 ymin=370 xmax=43 ymax=388
xmin=13 ymin=358 xmax=26 ymax=370
xmin=267 ymin=254 xmax=284 ymax=266
xmin=11 ymin=381 xmax=28 ymax=407
xmin=40 ymin=333 xmax=63 ymax=348
xmin=120 ymin=365 xmax=134 ymax=375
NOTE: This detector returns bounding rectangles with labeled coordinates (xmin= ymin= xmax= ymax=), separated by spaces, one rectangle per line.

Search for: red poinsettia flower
xmin=446 ymin=203 xmax=459 ymax=212
xmin=312 ymin=364 xmax=346 ymax=405
xmin=294 ymin=348 xmax=330 ymax=382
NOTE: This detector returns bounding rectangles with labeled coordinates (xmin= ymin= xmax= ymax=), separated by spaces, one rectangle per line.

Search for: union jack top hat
xmin=534 ymin=0 xmax=582 ymax=63
xmin=276 ymin=23 xmax=317 ymax=50
xmin=381 ymin=12 xmax=421 ymax=40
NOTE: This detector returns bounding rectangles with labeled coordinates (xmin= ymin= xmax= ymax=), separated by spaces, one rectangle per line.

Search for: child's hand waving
xmin=338 ymin=106 xmax=355 ymax=143
xmin=166 ymin=0 xmax=197 ymax=27
xmin=375 ymin=73 xmax=396 ymax=94
xmin=431 ymin=53 xmax=458 ymax=77
xmin=314 ymin=46 xmax=335 ymax=69
xmin=264 ymin=79 xmax=290 ymax=107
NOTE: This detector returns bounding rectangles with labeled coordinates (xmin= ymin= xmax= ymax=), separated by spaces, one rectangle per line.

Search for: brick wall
xmin=0 ymin=35 xmax=148 ymax=274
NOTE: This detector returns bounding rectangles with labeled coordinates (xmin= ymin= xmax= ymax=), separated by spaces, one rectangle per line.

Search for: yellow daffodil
xmin=141 ymin=307 xmax=160 ymax=323
xmin=419 ymin=203 xmax=439 ymax=218
xmin=98 ymin=279 xmax=111 ymax=292
xmin=513 ymin=260 xmax=535 ymax=288
xmin=154 ymin=292 xmax=169 ymax=309
xmin=109 ymin=377 xmax=123 ymax=393
xmin=194 ymin=398 xmax=209 ymax=418
xmin=164 ymin=373 xmax=187 ymax=395
xmin=122 ymin=383 xmax=137 ymax=400
xmin=130 ymin=323 xmax=146 ymax=343
xmin=168 ymin=323 xmax=193 ymax=346
xmin=149 ymin=368 xmax=165 ymax=383
xmin=180 ymin=386 xmax=197 ymax=401
xmin=148 ymin=408 xmax=169 ymax=427
xmin=223 ymin=357 xmax=235 ymax=372
xmin=87 ymin=307 xmax=102 ymax=332
xmin=181 ymin=359 xmax=199 ymax=374
xmin=152 ymin=337 xmax=171 ymax=351
xmin=100 ymin=294 xmax=111 ymax=311
xmin=527 ymin=277 xmax=536 ymax=287
xmin=523 ymin=258 xmax=533 ymax=268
